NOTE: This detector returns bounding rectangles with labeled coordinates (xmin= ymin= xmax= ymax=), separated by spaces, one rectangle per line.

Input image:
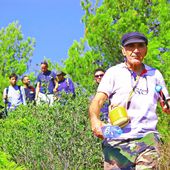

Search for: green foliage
xmin=0 ymin=21 xmax=36 ymax=106
xmin=0 ymin=1 xmax=170 ymax=169
xmin=0 ymin=88 xmax=170 ymax=169
xmin=64 ymin=0 xmax=170 ymax=92
xmin=0 ymin=21 xmax=35 ymax=76
xmin=157 ymin=105 xmax=170 ymax=141
xmin=0 ymin=151 xmax=25 ymax=170
xmin=0 ymin=20 xmax=37 ymax=107
xmin=64 ymin=38 xmax=102 ymax=93
xmin=0 ymin=89 xmax=103 ymax=169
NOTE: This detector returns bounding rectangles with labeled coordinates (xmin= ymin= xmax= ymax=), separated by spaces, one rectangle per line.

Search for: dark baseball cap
xmin=121 ymin=32 xmax=148 ymax=46
xmin=56 ymin=70 xmax=66 ymax=76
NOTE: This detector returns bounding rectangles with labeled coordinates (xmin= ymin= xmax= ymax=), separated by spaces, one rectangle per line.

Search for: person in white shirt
xmin=3 ymin=73 xmax=26 ymax=112
xmin=89 ymin=32 xmax=170 ymax=169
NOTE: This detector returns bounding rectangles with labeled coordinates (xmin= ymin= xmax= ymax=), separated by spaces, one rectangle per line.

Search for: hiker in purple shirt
xmin=54 ymin=71 xmax=75 ymax=99
xmin=35 ymin=61 xmax=58 ymax=106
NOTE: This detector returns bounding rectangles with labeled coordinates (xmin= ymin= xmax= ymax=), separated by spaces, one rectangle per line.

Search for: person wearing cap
xmin=35 ymin=61 xmax=58 ymax=106
xmin=54 ymin=70 xmax=75 ymax=99
xmin=89 ymin=32 xmax=170 ymax=169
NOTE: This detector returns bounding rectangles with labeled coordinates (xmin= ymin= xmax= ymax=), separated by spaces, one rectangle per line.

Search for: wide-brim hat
xmin=56 ymin=70 xmax=66 ymax=76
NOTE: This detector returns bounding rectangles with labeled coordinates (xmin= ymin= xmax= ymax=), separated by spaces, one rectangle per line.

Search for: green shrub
xmin=0 ymin=151 xmax=25 ymax=170
xmin=157 ymin=105 xmax=170 ymax=141
xmin=0 ymin=89 xmax=103 ymax=170
xmin=0 ymin=88 xmax=170 ymax=169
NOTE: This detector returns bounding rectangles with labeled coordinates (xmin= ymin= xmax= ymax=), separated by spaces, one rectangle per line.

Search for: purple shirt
xmin=37 ymin=70 xmax=56 ymax=94
xmin=57 ymin=78 xmax=75 ymax=95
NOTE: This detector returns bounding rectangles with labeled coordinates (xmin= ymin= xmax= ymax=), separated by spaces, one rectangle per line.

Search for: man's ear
xmin=122 ymin=46 xmax=126 ymax=56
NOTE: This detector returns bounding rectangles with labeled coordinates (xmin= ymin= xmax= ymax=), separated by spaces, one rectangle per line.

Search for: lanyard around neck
xmin=126 ymin=75 xmax=140 ymax=109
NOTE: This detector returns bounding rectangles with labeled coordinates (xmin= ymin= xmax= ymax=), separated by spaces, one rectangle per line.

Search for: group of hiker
xmin=1 ymin=31 xmax=170 ymax=169
xmin=2 ymin=61 xmax=75 ymax=113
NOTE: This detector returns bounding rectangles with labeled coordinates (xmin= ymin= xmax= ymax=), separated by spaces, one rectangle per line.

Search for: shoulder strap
xmin=66 ymin=78 xmax=69 ymax=87
xmin=18 ymin=86 xmax=23 ymax=98
xmin=126 ymin=75 xmax=140 ymax=109
xmin=18 ymin=86 xmax=22 ymax=95
xmin=6 ymin=87 xmax=9 ymax=96
xmin=4 ymin=87 xmax=9 ymax=103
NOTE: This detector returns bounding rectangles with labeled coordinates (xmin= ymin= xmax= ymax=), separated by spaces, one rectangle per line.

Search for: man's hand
xmin=91 ymin=117 xmax=105 ymax=139
xmin=89 ymin=92 xmax=108 ymax=139
xmin=162 ymin=99 xmax=170 ymax=114
xmin=53 ymin=88 xmax=58 ymax=93
xmin=53 ymin=81 xmax=59 ymax=93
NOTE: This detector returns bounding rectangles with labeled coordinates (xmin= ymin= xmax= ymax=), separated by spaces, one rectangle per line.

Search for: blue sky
xmin=0 ymin=0 xmax=89 ymax=71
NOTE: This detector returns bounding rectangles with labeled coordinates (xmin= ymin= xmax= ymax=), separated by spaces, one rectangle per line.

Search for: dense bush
xmin=0 ymin=89 xmax=103 ymax=170
xmin=0 ymin=151 xmax=25 ymax=170
xmin=0 ymin=89 xmax=170 ymax=169
xmin=156 ymin=105 xmax=170 ymax=169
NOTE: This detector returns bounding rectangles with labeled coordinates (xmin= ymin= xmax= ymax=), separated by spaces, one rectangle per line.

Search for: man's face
xmin=57 ymin=74 xmax=64 ymax=82
xmin=122 ymin=42 xmax=147 ymax=66
xmin=41 ymin=64 xmax=48 ymax=73
xmin=94 ymin=71 xmax=105 ymax=84
xmin=10 ymin=77 xmax=17 ymax=86
xmin=23 ymin=76 xmax=30 ymax=86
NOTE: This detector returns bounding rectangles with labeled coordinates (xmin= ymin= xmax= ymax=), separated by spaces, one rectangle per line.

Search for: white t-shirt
xmin=97 ymin=63 xmax=169 ymax=140
xmin=3 ymin=85 xmax=26 ymax=111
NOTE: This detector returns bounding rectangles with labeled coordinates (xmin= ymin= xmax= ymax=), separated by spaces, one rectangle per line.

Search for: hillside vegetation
xmin=0 ymin=0 xmax=170 ymax=169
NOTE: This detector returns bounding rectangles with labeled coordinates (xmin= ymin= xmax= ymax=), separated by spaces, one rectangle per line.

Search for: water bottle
xmin=101 ymin=125 xmax=123 ymax=139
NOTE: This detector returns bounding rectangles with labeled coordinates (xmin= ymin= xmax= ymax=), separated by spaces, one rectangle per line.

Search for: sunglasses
xmin=95 ymin=74 xmax=104 ymax=78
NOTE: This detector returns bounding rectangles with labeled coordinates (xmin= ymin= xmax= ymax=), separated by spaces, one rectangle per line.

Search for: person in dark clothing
xmin=91 ymin=68 xmax=109 ymax=122
xmin=22 ymin=75 xmax=35 ymax=103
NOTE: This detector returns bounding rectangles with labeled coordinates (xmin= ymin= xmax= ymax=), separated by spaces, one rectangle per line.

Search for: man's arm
xmin=21 ymin=86 xmax=26 ymax=105
xmin=53 ymin=77 xmax=59 ymax=93
xmin=89 ymin=92 xmax=108 ymax=139
xmin=35 ymin=82 xmax=40 ymax=100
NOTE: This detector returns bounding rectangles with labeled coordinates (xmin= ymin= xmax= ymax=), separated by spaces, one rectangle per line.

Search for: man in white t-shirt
xmin=89 ymin=32 xmax=170 ymax=169
xmin=3 ymin=73 xmax=26 ymax=112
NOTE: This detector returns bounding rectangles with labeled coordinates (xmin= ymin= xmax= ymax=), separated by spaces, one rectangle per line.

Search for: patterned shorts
xmin=102 ymin=133 xmax=160 ymax=170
